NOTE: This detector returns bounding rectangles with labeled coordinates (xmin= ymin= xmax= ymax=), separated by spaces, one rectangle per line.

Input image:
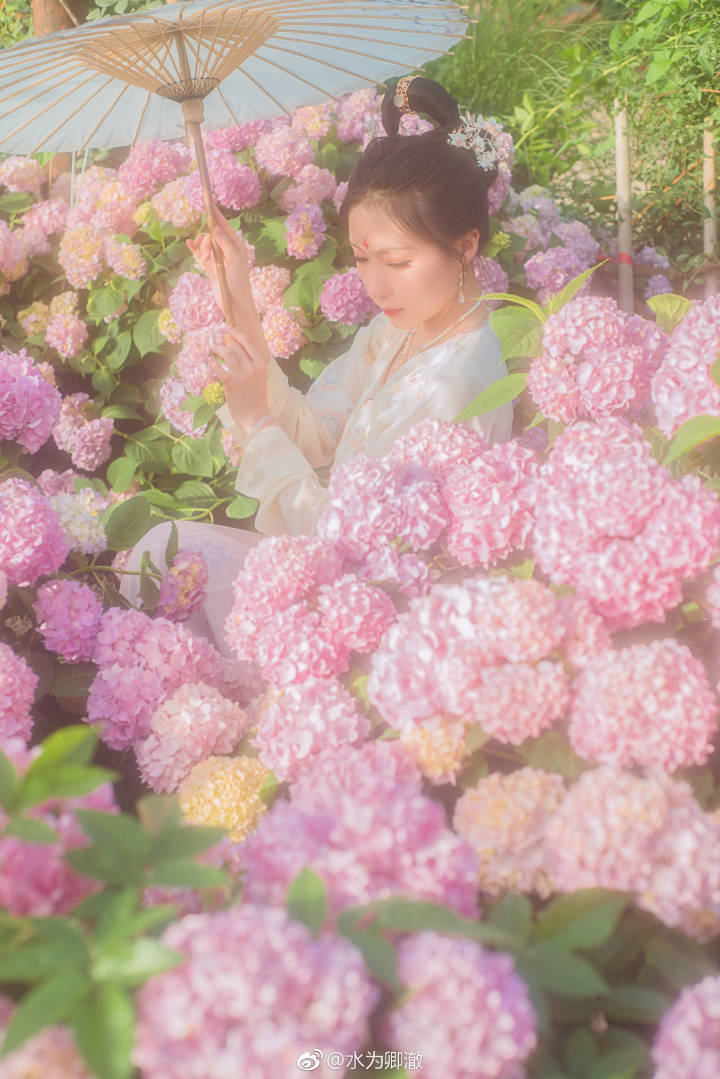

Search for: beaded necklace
xmin=382 ymin=296 xmax=486 ymax=387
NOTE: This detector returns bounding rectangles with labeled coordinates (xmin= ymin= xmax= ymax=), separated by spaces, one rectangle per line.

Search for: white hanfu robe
xmin=120 ymin=312 xmax=513 ymax=650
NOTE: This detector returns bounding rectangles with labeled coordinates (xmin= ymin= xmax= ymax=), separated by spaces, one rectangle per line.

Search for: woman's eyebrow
xmin=349 ymin=240 xmax=413 ymax=252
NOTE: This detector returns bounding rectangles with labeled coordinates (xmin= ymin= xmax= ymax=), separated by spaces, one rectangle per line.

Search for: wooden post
xmin=704 ymin=128 xmax=718 ymax=298
xmin=615 ymin=103 xmax=634 ymax=315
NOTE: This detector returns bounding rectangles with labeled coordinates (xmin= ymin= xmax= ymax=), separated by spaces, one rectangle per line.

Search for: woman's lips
xmin=382 ymin=308 xmax=403 ymax=316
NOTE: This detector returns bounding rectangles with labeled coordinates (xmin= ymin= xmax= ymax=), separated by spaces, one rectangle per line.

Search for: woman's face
xmin=348 ymin=201 xmax=467 ymax=330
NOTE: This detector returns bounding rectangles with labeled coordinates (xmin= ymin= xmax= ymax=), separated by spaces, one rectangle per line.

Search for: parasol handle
xmin=184 ymin=117 xmax=236 ymax=327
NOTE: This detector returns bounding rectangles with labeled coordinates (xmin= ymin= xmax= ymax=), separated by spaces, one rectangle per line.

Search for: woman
xmin=121 ymin=76 xmax=513 ymax=648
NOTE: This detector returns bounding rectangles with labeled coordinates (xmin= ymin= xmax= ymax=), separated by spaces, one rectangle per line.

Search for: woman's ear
xmin=456 ymin=228 xmax=480 ymax=266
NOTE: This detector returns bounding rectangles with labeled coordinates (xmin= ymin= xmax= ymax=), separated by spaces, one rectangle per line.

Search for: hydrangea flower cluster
xmin=261 ymin=303 xmax=306 ymax=358
xmin=0 ymin=155 xmax=47 ymax=196
xmin=545 ymin=767 xmax=720 ymax=940
xmin=527 ymin=295 xmax=667 ymax=422
xmin=651 ymin=293 xmax=720 ymax=437
xmin=236 ymin=741 xmax=479 ymax=917
xmin=251 ymin=676 xmax=370 ymax=781
xmin=151 ymin=175 xmax=204 ymax=228
xmin=249 ymin=263 xmax=291 ymax=314
xmin=52 ymin=392 xmax=114 ymax=471
xmin=159 ymin=376 xmax=208 ymax=438
xmin=0 ymin=640 xmax=37 ymax=747
xmin=48 ymin=486 xmax=109 ymax=555
xmin=285 ymin=203 xmax=326 ymax=259
xmin=134 ymin=905 xmax=379 ymax=1079
xmin=0 ymin=477 xmax=68 ymax=586
xmin=0 ymin=1005 xmax=93 ymax=1079
xmin=0 ymin=219 xmax=27 ymax=288
xmin=117 ymin=138 xmax=189 ymax=199
xmin=473 ymin=255 xmax=509 ymax=305
xmin=0 ymin=346 xmax=61 ymax=453
xmin=156 ymin=550 xmax=209 ymax=622
xmin=319 ymin=267 xmax=377 ymax=324
xmin=454 ymin=768 xmax=566 ymax=898
xmin=44 ymin=310 xmax=89 ymax=358
xmin=177 ymin=755 xmax=269 ymax=841
xmin=169 ymin=272 xmax=223 ymax=331
xmin=254 ymin=122 xmax=315 ymax=177
xmin=532 ymin=417 xmax=720 ymax=628
xmin=87 ymin=608 xmax=222 ymax=749
xmin=33 ymin=579 xmax=103 ymax=663
xmin=651 ymin=975 xmax=720 ymax=1079
xmin=135 ymin=682 xmax=247 ymax=793
xmin=278 ymin=162 xmax=336 ymax=213
xmin=368 ymin=576 xmax=572 ymax=749
xmin=569 ymin=639 xmax=718 ymax=772
xmin=383 ymin=932 xmax=537 ymax=1079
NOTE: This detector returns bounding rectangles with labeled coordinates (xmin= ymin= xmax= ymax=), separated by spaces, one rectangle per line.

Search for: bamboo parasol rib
xmin=0 ymin=0 xmax=469 ymax=321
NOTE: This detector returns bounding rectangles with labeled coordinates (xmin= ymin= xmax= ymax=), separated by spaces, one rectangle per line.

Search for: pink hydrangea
xmin=285 ymin=202 xmax=326 ymax=259
xmin=290 ymin=103 xmax=333 ymax=139
xmin=135 ymin=682 xmax=247 ymax=793
xmin=48 ymin=488 xmax=108 ymax=556
xmin=261 ymin=303 xmax=305 ymax=358
xmin=169 ymin=272 xmax=223 ymax=331
xmin=454 ymin=768 xmax=566 ymax=898
xmin=134 ymin=905 xmax=379 ymax=1079
xmin=315 ymin=574 xmax=396 ymax=652
xmin=87 ymin=608 xmax=222 ymax=749
xmin=151 ymin=175 xmax=204 ymax=228
xmin=0 ymin=784 xmax=116 ymax=917
xmin=333 ymin=180 xmax=348 ymax=213
xmin=159 ymin=377 xmax=207 ymax=438
xmin=527 ymin=295 xmax=664 ymax=422
xmin=206 ymin=148 xmax=261 ymax=210
xmin=0 ymin=219 xmax=27 ymax=284
xmin=57 ymin=223 xmax=105 ymax=288
xmin=0 ymin=641 xmax=37 ymax=746
xmin=442 ymin=439 xmax=538 ymax=567
xmin=556 ymin=593 xmax=612 ymax=669
xmin=176 ymin=325 xmax=225 ymax=396
xmin=237 ymin=741 xmax=479 ymax=917
xmin=524 ymin=245 xmax=590 ymax=306
xmin=545 ymin=766 xmax=720 ymax=939
xmin=384 ymin=933 xmax=537 ymax=1078
xmin=319 ymin=267 xmax=377 ymax=324
xmin=651 ymin=294 xmax=720 ymax=437
xmin=532 ymin=417 xmax=720 ymax=628
xmin=317 ymin=452 xmax=448 ymax=561
xmin=334 ymin=88 xmax=382 ymax=142
xmin=278 ymin=163 xmax=337 ymax=213
xmin=0 ymin=155 xmax=46 ymax=196
xmin=53 ymin=392 xmax=114 ymax=471
xmin=0 ymin=478 xmax=68 ymax=586
xmin=355 ymin=544 xmax=436 ymax=599
xmin=44 ymin=312 xmax=88 ymax=358
xmin=22 ymin=197 xmax=68 ymax=237
xmin=569 ymin=640 xmax=718 ymax=772
xmin=203 ymin=120 xmax=271 ymax=151
xmin=249 ymin=264 xmax=291 ymax=314
xmin=33 ymin=579 xmax=103 ymax=663
xmin=251 ymin=676 xmax=370 ymax=781
xmin=473 ymin=255 xmax=509 ymax=307
xmin=156 ymin=550 xmax=209 ymax=622
xmin=104 ymin=237 xmax=147 ymax=280
xmin=0 ymin=347 xmax=61 ymax=453
xmin=118 ymin=138 xmax=190 ymax=199
xmin=479 ymin=115 xmax=514 ymax=215
xmin=389 ymin=417 xmax=488 ymax=480
xmin=253 ymin=602 xmax=349 ymax=684
xmin=651 ymin=976 xmax=720 ymax=1079
xmin=367 ymin=576 xmax=570 ymax=744
xmin=254 ymin=122 xmax=315 ymax=177
xmin=0 ymin=1014 xmax=92 ymax=1078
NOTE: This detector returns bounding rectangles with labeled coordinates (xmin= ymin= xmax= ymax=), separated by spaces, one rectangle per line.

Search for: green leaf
xmin=147 ymin=858 xmax=227 ymax=890
xmin=0 ymin=749 xmax=18 ymax=811
xmin=489 ymin=306 xmax=544 ymax=361
xmin=102 ymin=405 xmax=143 ymax=421
xmin=0 ymin=970 xmax=90 ymax=1056
xmin=644 ymin=931 xmax=718 ymax=990
xmin=106 ymin=455 xmax=139 ymax=494
xmin=164 ymin=520 xmax=179 ymax=566
xmin=518 ymin=730 xmax=586 ymax=781
xmin=647 ymin=292 xmax=692 ymax=333
xmin=710 ymin=357 xmax=720 ymax=387
xmin=535 ymin=891 xmax=628 ymax=950
xmin=133 ymin=310 xmax=163 ymax=357
xmin=24 ymin=726 xmax=97 ymax=770
xmin=546 ymin=262 xmax=605 ymax=316
xmin=50 ymin=666 xmax=96 ymax=699
xmin=0 ymin=191 xmax=34 ymax=215
xmin=348 ymin=899 xmax=520 ymax=950
xmin=105 ymin=331 xmax=132 ymax=371
xmin=287 ymin=867 xmax=328 ymax=933
xmin=663 ymin=415 xmax=720 ymax=465
xmin=479 ymin=292 xmax=546 ymax=322
xmin=338 ymin=925 xmax=402 ymax=994
xmin=4 ymin=817 xmax=58 ymax=843
xmin=171 ymin=438 xmax=215 ymax=477
xmin=257 ymin=217 xmax=287 ymax=257
xmin=174 ymin=479 xmax=216 ymax=503
xmin=0 ymin=931 xmax=87 ymax=982
xmin=518 ymin=944 xmax=609 ymax=997
xmin=600 ymin=984 xmax=670 ymax=1024
xmin=74 ymin=810 xmax=151 ymax=872
xmin=299 ymin=354 xmax=327 ymax=379
xmin=454 ymin=372 xmax=527 ymax=422
xmin=15 ymin=765 xmax=115 ymax=812
xmin=104 ymin=495 xmax=153 ymax=550
xmin=225 ymin=495 xmax=259 ymax=519
xmin=486 ymin=894 xmax=533 ymax=942
xmin=91 ymin=937 xmax=184 ymax=987
xmin=149 ymin=824 xmax=227 ymax=865
xmin=88 ymin=287 xmax=125 ymax=321
xmin=71 ymin=985 xmax=135 ymax=1079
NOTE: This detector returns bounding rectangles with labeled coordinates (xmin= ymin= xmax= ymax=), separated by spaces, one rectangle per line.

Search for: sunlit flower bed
xmin=0 ymin=89 xmax=719 ymax=1079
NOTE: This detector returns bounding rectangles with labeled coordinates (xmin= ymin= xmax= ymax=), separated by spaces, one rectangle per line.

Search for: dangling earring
xmin=457 ymin=263 xmax=466 ymax=304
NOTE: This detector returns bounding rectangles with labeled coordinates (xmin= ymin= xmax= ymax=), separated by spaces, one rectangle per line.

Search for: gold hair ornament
xmin=393 ymin=74 xmax=419 ymax=114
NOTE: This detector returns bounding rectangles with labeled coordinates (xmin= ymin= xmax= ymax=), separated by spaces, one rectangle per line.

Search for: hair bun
xmin=381 ymin=75 xmax=460 ymax=137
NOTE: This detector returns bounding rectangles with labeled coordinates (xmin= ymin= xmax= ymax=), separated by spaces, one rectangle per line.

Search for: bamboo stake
xmin=614 ymin=102 xmax=634 ymax=315
xmin=704 ymin=128 xmax=718 ymax=298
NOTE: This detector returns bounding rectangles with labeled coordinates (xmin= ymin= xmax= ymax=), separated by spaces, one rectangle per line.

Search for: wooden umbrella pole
xmin=614 ymin=101 xmax=634 ymax=315
xmin=704 ymin=128 xmax=718 ymax=298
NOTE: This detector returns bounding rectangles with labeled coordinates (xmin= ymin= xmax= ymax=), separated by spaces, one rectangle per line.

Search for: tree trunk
xmin=704 ymin=128 xmax=718 ymax=298
xmin=30 ymin=0 xmax=88 ymax=192
xmin=614 ymin=102 xmax=634 ymax=315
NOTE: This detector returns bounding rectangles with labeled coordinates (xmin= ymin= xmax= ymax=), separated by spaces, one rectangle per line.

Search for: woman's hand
xmin=213 ymin=325 xmax=272 ymax=440
xmin=187 ymin=209 xmax=255 ymax=321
